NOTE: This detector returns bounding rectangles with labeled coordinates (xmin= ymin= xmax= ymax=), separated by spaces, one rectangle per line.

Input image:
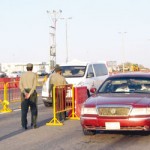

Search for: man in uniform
xmin=19 ymin=63 xmax=38 ymax=130
xmin=49 ymin=65 xmax=67 ymax=121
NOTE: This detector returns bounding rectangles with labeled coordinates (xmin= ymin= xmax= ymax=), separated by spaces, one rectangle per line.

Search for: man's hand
xmin=25 ymin=93 xmax=30 ymax=99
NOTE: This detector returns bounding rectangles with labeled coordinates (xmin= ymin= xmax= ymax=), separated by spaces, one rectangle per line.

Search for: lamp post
xmin=119 ymin=32 xmax=127 ymax=73
xmin=60 ymin=17 xmax=72 ymax=63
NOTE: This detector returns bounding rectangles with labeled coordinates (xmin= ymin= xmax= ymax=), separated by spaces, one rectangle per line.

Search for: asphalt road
xmin=1 ymin=99 xmax=150 ymax=150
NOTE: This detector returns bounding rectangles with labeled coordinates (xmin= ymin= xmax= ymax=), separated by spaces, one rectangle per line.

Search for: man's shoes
xmin=31 ymin=124 xmax=38 ymax=129
xmin=61 ymin=119 xmax=65 ymax=123
xmin=33 ymin=125 xmax=38 ymax=129
xmin=22 ymin=126 xmax=28 ymax=130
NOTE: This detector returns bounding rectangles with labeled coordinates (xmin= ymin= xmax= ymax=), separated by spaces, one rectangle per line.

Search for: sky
xmin=0 ymin=0 xmax=150 ymax=68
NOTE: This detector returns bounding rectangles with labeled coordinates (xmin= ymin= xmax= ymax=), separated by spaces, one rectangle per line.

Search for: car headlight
xmin=130 ymin=108 xmax=150 ymax=116
xmin=81 ymin=107 xmax=97 ymax=115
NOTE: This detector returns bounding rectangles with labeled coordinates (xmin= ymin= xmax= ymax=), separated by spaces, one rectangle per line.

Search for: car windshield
xmin=61 ymin=66 xmax=86 ymax=78
xmin=98 ymin=77 xmax=150 ymax=94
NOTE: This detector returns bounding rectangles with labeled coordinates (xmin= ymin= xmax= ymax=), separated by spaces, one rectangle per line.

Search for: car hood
xmin=65 ymin=77 xmax=83 ymax=85
xmin=85 ymin=93 xmax=150 ymax=107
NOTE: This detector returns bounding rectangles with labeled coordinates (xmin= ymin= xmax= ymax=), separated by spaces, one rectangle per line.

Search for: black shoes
xmin=22 ymin=124 xmax=38 ymax=130
xmin=33 ymin=125 xmax=38 ymax=129
xmin=22 ymin=126 xmax=28 ymax=130
xmin=31 ymin=123 xmax=38 ymax=129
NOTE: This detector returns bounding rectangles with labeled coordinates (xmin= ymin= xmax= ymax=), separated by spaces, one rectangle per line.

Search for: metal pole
xmin=119 ymin=32 xmax=127 ymax=73
xmin=60 ymin=17 xmax=72 ymax=63
xmin=47 ymin=10 xmax=62 ymax=70
xmin=65 ymin=20 xmax=68 ymax=63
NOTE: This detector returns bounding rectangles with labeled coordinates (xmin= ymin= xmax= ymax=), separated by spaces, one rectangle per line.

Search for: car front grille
xmin=97 ymin=106 xmax=131 ymax=116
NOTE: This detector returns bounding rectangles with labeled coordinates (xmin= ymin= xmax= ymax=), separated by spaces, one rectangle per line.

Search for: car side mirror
xmin=90 ymin=88 xmax=97 ymax=93
xmin=87 ymin=72 xmax=94 ymax=78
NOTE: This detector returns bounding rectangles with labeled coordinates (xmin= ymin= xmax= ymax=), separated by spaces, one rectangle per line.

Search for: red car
xmin=80 ymin=73 xmax=150 ymax=135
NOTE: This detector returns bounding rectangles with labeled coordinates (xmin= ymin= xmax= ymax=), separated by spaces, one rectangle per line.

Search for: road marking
xmin=14 ymin=108 xmax=21 ymax=112
xmin=0 ymin=103 xmax=44 ymax=114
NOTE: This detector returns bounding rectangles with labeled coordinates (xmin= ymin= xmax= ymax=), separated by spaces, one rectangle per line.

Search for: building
xmin=0 ymin=62 xmax=50 ymax=74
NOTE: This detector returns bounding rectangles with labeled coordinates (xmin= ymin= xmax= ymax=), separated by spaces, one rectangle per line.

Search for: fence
xmin=46 ymin=85 xmax=88 ymax=126
xmin=0 ymin=81 xmax=20 ymax=113
xmin=0 ymin=77 xmax=44 ymax=113
xmin=0 ymin=82 xmax=4 ymax=104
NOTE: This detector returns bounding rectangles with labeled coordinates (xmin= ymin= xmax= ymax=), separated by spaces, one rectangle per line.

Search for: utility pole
xmin=60 ymin=17 xmax=72 ymax=63
xmin=47 ymin=10 xmax=62 ymax=70
xmin=119 ymin=32 xmax=127 ymax=73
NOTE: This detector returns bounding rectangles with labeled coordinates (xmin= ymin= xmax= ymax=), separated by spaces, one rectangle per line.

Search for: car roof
xmin=108 ymin=72 xmax=150 ymax=79
xmin=60 ymin=60 xmax=107 ymax=66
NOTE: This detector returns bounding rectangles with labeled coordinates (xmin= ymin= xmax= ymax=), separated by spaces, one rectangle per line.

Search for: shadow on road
xmin=0 ymin=128 xmax=25 ymax=141
xmin=0 ymin=117 xmax=53 ymax=142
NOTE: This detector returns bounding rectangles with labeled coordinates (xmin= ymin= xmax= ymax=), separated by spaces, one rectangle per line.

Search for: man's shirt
xmin=19 ymin=71 xmax=37 ymax=95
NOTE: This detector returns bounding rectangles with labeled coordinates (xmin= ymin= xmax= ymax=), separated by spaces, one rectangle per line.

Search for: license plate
xmin=105 ymin=122 xmax=120 ymax=130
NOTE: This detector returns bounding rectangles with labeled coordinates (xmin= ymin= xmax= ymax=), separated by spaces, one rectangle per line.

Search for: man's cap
xmin=27 ymin=63 xmax=33 ymax=68
xmin=54 ymin=64 xmax=62 ymax=72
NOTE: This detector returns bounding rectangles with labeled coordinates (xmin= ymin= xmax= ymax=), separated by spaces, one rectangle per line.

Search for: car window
xmin=86 ymin=65 xmax=94 ymax=78
xmin=98 ymin=77 xmax=150 ymax=94
xmin=93 ymin=64 xmax=108 ymax=76
xmin=61 ymin=66 xmax=86 ymax=78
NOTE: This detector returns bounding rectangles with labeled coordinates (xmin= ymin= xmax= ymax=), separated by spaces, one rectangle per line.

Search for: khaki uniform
xmin=19 ymin=71 xmax=37 ymax=97
xmin=49 ymin=72 xmax=67 ymax=121
xmin=50 ymin=72 xmax=67 ymax=86
xmin=19 ymin=71 xmax=38 ymax=129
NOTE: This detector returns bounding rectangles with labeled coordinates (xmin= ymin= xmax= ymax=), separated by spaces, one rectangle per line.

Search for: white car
xmin=8 ymin=71 xmax=23 ymax=78
xmin=42 ymin=60 xmax=109 ymax=107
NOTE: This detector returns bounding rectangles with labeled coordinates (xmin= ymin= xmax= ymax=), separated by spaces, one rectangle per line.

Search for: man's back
xmin=50 ymin=72 xmax=66 ymax=86
xmin=19 ymin=71 xmax=37 ymax=96
xmin=20 ymin=71 xmax=36 ymax=89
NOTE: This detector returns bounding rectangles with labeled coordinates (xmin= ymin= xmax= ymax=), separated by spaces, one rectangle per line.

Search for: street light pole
xmin=60 ymin=17 xmax=72 ymax=63
xmin=119 ymin=32 xmax=127 ymax=73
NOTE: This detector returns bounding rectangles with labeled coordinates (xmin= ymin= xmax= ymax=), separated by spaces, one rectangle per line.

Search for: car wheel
xmin=82 ymin=128 xmax=96 ymax=135
xmin=43 ymin=101 xmax=52 ymax=107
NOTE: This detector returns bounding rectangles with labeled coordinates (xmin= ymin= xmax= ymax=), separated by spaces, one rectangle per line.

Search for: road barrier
xmin=0 ymin=82 xmax=4 ymax=104
xmin=6 ymin=81 xmax=20 ymax=102
xmin=0 ymin=82 xmax=13 ymax=113
xmin=46 ymin=84 xmax=75 ymax=126
xmin=74 ymin=86 xmax=88 ymax=117
xmin=0 ymin=80 xmax=22 ymax=113
xmin=0 ymin=77 xmax=44 ymax=113
xmin=46 ymin=85 xmax=88 ymax=126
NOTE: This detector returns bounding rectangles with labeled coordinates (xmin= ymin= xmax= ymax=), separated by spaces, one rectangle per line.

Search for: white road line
xmin=0 ymin=103 xmax=44 ymax=114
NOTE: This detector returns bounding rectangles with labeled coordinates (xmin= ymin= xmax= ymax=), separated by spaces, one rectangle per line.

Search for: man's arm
xmin=28 ymin=74 xmax=37 ymax=98
xmin=19 ymin=76 xmax=25 ymax=94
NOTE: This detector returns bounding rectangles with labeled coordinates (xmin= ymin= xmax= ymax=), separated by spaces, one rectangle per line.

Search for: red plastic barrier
xmin=0 ymin=77 xmax=20 ymax=83
xmin=0 ymin=82 xmax=5 ymax=100
xmin=0 ymin=78 xmax=11 ymax=83
xmin=74 ymin=86 xmax=88 ymax=117
xmin=0 ymin=77 xmax=20 ymax=89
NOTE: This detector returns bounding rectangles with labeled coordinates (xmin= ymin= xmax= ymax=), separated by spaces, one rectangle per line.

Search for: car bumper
xmin=42 ymin=97 xmax=52 ymax=103
xmin=80 ymin=116 xmax=150 ymax=131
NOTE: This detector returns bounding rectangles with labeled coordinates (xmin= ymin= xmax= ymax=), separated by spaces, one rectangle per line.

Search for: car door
xmin=85 ymin=64 xmax=97 ymax=91
xmin=92 ymin=63 xmax=109 ymax=89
